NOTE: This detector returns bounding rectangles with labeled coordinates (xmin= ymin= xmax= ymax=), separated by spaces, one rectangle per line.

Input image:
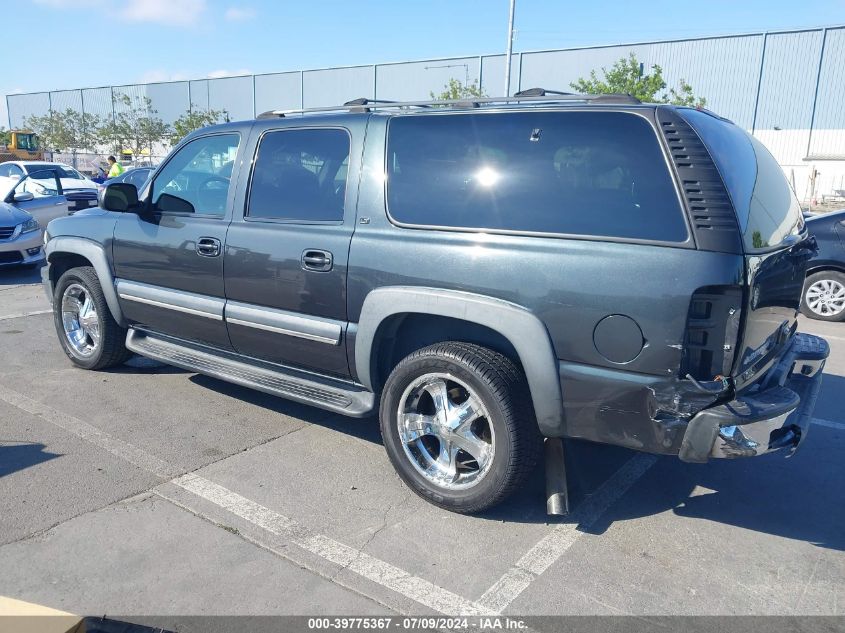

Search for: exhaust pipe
xmin=544 ymin=437 xmax=569 ymax=516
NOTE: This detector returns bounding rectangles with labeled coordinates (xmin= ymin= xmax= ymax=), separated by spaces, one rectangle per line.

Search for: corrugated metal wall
xmin=7 ymin=26 xmax=845 ymax=198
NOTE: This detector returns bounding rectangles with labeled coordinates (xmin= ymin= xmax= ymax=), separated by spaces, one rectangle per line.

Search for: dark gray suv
xmin=41 ymin=92 xmax=829 ymax=514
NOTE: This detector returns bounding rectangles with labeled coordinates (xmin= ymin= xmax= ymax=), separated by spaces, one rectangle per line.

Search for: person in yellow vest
xmin=107 ymin=155 xmax=125 ymax=178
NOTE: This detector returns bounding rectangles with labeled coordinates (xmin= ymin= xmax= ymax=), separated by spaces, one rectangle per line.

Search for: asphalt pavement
xmin=0 ymin=264 xmax=842 ymax=622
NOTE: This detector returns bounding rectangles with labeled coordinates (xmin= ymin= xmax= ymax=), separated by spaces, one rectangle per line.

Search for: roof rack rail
xmin=343 ymin=97 xmax=403 ymax=112
xmin=590 ymin=93 xmax=642 ymax=104
xmin=259 ymin=92 xmax=642 ymax=118
xmin=513 ymin=88 xmax=575 ymax=97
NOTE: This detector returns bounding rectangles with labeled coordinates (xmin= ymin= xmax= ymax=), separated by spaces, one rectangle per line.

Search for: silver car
xmin=0 ymin=170 xmax=69 ymax=268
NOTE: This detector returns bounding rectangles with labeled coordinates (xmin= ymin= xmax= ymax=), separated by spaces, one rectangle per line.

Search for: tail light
xmin=681 ymin=286 xmax=743 ymax=381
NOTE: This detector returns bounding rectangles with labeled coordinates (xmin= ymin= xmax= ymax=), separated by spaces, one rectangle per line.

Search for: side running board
xmin=125 ymin=329 xmax=375 ymax=417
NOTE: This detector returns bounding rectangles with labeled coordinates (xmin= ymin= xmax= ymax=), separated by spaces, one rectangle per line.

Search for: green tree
xmin=100 ymin=93 xmax=170 ymax=159
xmin=0 ymin=127 xmax=11 ymax=146
xmin=570 ymin=53 xmax=706 ymax=107
xmin=21 ymin=112 xmax=67 ymax=152
xmin=23 ymin=109 xmax=103 ymax=164
xmin=430 ymin=78 xmax=487 ymax=100
xmin=170 ymin=105 xmax=228 ymax=146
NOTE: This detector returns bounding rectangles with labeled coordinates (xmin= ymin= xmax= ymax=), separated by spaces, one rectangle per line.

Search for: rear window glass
xmin=386 ymin=111 xmax=688 ymax=242
xmin=746 ymin=136 xmax=803 ymax=250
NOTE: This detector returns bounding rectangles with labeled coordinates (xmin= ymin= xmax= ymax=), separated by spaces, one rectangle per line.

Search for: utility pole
xmin=503 ymin=0 xmax=516 ymax=97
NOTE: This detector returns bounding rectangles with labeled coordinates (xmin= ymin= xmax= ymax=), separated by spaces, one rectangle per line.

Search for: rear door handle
xmin=196 ymin=236 xmax=221 ymax=257
xmin=301 ymin=249 xmax=333 ymax=272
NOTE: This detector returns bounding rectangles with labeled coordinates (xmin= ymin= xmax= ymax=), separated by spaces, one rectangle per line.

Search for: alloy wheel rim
xmin=396 ymin=373 xmax=495 ymax=491
xmin=61 ymin=283 xmax=100 ymax=357
xmin=806 ymin=279 xmax=845 ymax=317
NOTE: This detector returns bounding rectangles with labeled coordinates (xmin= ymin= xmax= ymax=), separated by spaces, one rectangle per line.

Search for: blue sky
xmin=4 ymin=0 xmax=843 ymax=125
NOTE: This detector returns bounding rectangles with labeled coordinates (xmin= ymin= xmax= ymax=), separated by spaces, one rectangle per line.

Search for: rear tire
xmin=800 ymin=270 xmax=845 ymax=322
xmin=379 ymin=342 xmax=541 ymax=514
xmin=53 ymin=266 xmax=132 ymax=370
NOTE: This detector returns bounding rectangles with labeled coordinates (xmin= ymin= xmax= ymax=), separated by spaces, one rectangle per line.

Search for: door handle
xmin=196 ymin=237 xmax=221 ymax=257
xmin=301 ymin=249 xmax=333 ymax=272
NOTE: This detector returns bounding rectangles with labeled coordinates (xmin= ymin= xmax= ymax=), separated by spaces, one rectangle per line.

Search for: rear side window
xmin=247 ymin=128 xmax=350 ymax=223
xmin=680 ymin=109 xmax=803 ymax=252
xmin=386 ymin=111 xmax=688 ymax=242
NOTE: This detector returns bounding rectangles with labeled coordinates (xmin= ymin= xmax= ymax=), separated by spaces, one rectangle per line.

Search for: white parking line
xmin=0 ymin=381 xmax=490 ymax=615
xmin=0 ymin=308 xmax=51 ymax=321
xmin=813 ymin=417 xmax=845 ymax=431
xmin=10 ymin=372 xmax=833 ymax=616
xmin=477 ymin=453 xmax=659 ymax=613
xmin=166 ymin=473 xmax=491 ymax=616
xmin=819 ymin=333 xmax=845 ymax=343
xmin=0 ymin=383 xmax=173 ymax=477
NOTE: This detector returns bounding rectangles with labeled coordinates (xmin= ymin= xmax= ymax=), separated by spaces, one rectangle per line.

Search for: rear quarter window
xmin=386 ymin=111 xmax=689 ymax=243
xmin=680 ymin=109 xmax=803 ymax=252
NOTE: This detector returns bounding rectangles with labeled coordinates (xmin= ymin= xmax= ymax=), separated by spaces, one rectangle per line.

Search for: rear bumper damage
xmin=679 ymin=333 xmax=829 ymax=463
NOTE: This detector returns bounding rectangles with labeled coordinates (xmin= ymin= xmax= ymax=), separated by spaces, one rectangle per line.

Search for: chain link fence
xmin=7 ymin=25 xmax=845 ymax=202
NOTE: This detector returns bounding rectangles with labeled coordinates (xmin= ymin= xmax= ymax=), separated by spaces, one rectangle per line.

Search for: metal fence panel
xmin=49 ymin=89 xmax=83 ymax=116
xmin=519 ymin=44 xmax=651 ymax=95
xmin=255 ymin=72 xmax=301 ymax=113
xmin=478 ymin=54 xmax=521 ymax=97
xmin=208 ymin=75 xmax=254 ymax=120
xmin=8 ymin=92 xmax=50 ymax=128
xmin=145 ymin=81 xmax=191 ymax=124
xmin=188 ymin=79 xmax=210 ymax=112
xmin=807 ymin=27 xmax=845 ymax=160
xmin=753 ymin=30 xmax=825 ymax=164
xmin=302 ymin=66 xmax=374 ymax=108
xmin=376 ymin=57 xmax=481 ymax=101
xmin=649 ymin=35 xmax=764 ymax=129
xmin=80 ymin=87 xmax=114 ymax=122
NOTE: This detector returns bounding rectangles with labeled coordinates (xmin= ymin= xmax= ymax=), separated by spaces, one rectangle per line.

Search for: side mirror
xmin=13 ymin=191 xmax=34 ymax=203
xmin=102 ymin=182 xmax=140 ymax=213
xmin=9 ymin=174 xmax=21 ymax=181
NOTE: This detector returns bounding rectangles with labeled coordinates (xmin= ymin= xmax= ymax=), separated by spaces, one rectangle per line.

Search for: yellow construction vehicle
xmin=0 ymin=130 xmax=43 ymax=162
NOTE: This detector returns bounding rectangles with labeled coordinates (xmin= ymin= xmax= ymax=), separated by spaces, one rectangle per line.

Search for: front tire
xmin=53 ymin=266 xmax=132 ymax=370
xmin=801 ymin=270 xmax=845 ymax=322
xmin=379 ymin=342 xmax=541 ymax=514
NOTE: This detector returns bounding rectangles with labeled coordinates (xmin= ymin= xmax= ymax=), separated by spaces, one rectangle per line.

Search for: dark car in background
xmin=802 ymin=209 xmax=845 ymax=321
xmin=96 ymin=167 xmax=154 ymax=202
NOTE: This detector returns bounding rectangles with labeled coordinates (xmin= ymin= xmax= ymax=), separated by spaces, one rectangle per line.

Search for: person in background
xmin=107 ymin=156 xmax=124 ymax=178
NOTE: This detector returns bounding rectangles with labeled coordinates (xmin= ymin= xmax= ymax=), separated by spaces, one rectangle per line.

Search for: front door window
xmin=151 ymin=134 xmax=240 ymax=216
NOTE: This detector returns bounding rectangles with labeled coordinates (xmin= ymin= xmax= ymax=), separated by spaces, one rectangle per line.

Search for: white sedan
xmin=0 ymin=161 xmax=99 ymax=212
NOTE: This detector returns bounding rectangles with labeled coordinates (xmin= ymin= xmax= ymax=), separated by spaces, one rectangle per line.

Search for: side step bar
xmin=125 ymin=329 xmax=376 ymax=417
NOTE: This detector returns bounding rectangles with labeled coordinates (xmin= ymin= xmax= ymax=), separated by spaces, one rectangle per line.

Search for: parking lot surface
xmin=1 ymin=265 xmax=843 ymax=619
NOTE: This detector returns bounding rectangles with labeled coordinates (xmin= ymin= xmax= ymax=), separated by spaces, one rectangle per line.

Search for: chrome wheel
xmin=396 ymin=373 xmax=494 ymax=491
xmin=806 ymin=278 xmax=845 ymax=317
xmin=61 ymin=283 xmax=100 ymax=358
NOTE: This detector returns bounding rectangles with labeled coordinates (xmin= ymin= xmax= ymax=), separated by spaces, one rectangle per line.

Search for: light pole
xmin=503 ymin=0 xmax=516 ymax=97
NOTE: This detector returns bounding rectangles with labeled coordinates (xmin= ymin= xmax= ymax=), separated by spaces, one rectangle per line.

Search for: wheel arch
xmin=46 ymin=237 xmax=125 ymax=326
xmin=354 ymin=287 xmax=565 ymax=437
xmin=806 ymin=263 xmax=845 ymax=277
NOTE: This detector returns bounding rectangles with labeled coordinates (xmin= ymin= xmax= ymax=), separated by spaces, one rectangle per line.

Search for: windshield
xmin=24 ymin=164 xmax=83 ymax=179
xmin=16 ymin=133 xmax=38 ymax=151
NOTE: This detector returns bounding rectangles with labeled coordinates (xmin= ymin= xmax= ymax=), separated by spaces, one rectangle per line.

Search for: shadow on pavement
xmin=154 ymin=363 xmax=845 ymax=537
xmin=0 ymin=263 xmax=43 ymax=287
xmin=0 ymin=442 xmax=60 ymax=477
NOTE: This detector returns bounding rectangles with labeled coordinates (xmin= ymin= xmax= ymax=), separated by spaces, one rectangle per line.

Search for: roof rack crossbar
xmin=263 ymin=92 xmax=641 ymax=118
